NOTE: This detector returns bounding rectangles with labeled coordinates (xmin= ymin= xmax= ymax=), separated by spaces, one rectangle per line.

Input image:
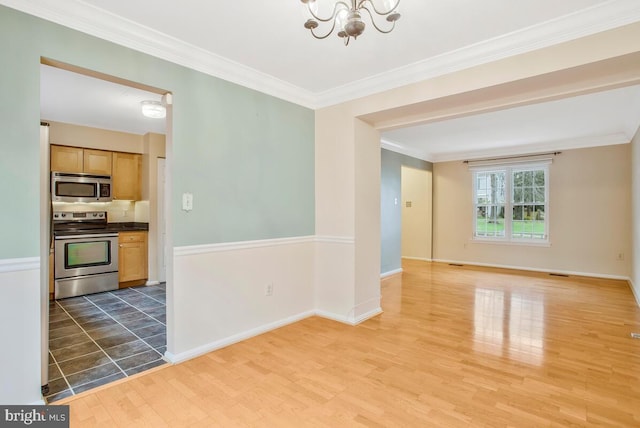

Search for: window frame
xmin=471 ymin=162 xmax=549 ymax=245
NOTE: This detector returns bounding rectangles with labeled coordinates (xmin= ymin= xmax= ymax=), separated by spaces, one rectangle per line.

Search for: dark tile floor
xmin=45 ymin=283 xmax=167 ymax=402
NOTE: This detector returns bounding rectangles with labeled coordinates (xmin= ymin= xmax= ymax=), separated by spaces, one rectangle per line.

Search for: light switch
xmin=182 ymin=193 xmax=193 ymax=211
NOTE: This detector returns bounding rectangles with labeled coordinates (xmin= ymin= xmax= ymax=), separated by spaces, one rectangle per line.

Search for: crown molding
xmin=429 ymin=132 xmax=631 ymax=163
xmin=314 ymin=0 xmax=640 ymax=107
xmin=1 ymin=0 xmax=639 ymax=109
xmin=380 ymin=139 xmax=432 ymax=162
xmin=0 ymin=0 xmax=317 ymax=108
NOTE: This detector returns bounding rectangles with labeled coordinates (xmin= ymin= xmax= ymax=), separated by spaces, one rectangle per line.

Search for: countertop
xmin=53 ymin=222 xmax=148 ymax=237
xmin=104 ymin=222 xmax=149 ymax=232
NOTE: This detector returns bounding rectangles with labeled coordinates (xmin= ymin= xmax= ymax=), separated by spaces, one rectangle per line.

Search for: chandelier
xmin=301 ymin=0 xmax=401 ymax=45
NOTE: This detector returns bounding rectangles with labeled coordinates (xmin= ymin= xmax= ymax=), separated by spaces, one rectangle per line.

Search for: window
xmin=472 ymin=163 xmax=548 ymax=243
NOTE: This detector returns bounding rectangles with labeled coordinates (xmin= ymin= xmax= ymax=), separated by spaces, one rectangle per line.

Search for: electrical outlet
xmin=265 ymin=283 xmax=273 ymax=296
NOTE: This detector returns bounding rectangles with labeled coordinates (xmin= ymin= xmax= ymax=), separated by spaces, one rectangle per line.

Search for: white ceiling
xmin=381 ymin=85 xmax=640 ymax=161
xmin=8 ymin=0 xmax=640 ymax=158
xmin=40 ymin=65 xmax=166 ymax=135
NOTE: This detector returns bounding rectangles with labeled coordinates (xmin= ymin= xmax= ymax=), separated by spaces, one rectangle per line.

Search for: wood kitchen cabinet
xmin=50 ymin=145 xmax=112 ymax=175
xmin=50 ymin=145 xmax=83 ymax=173
xmin=83 ymin=149 xmax=112 ymax=175
xmin=112 ymin=152 xmax=141 ymax=200
xmin=118 ymin=231 xmax=148 ymax=286
xmin=51 ymin=145 xmax=142 ymax=200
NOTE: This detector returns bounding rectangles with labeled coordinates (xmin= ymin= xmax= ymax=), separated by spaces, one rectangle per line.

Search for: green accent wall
xmin=0 ymin=5 xmax=314 ymax=258
xmin=380 ymin=149 xmax=432 ymax=274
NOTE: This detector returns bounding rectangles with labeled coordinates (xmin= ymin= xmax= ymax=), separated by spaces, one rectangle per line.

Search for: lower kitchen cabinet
xmin=118 ymin=231 xmax=148 ymax=287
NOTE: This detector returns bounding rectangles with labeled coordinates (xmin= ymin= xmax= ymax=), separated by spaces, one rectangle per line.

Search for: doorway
xmin=40 ymin=61 xmax=171 ymax=402
xmin=401 ymin=166 xmax=432 ymax=262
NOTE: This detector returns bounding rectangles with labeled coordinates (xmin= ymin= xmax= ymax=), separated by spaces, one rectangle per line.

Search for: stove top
xmin=53 ymin=210 xmax=107 ymax=224
xmin=53 ymin=211 xmax=112 ymax=236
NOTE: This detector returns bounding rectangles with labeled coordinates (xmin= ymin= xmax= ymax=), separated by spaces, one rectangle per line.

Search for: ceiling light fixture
xmin=301 ymin=0 xmax=400 ymax=46
xmin=140 ymin=100 xmax=166 ymax=119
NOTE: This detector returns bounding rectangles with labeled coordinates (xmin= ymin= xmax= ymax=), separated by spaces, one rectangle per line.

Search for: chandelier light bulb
xmin=301 ymin=0 xmax=401 ymax=45
xmin=335 ymin=8 xmax=348 ymax=33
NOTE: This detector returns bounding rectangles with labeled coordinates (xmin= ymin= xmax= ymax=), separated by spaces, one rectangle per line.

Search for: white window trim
xmin=471 ymin=161 xmax=550 ymax=245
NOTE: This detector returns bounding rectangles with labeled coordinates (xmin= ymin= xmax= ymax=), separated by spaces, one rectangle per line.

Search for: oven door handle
xmin=55 ymin=233 xmax=118 ymax=240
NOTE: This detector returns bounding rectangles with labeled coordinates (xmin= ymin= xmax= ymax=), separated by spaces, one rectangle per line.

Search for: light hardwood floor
xmin=60 ymin=260 xmax=640 ymax=427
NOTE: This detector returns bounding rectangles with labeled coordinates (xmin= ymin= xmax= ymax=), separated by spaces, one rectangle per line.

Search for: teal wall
xmin=380 ymin=149 xmax=432 ymax=274
xmin=0 ymin=6 xmax=315 ymax=258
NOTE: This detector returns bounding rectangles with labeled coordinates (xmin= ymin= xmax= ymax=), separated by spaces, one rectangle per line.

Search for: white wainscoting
xmin=314 ymin=236 xmax=357 ymax=324
xmin=0 ymin=261 xmax=43 ymax=405
xmin=169 ymin=236 xmax=316 ymax=363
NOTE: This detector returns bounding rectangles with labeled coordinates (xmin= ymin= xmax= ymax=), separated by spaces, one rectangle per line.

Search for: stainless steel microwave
xmin=51 ymin=172 xmax=113 ymax=202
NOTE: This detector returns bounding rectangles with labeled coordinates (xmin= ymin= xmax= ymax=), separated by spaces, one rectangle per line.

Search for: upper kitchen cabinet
xmin=50 ymin=145 xmax=83 ymax=173
xmin=51 ymin=145 xmax=112 ymax=175
xmin=112 ymin=152 xmax=141 ymax=200
xmin=83 ymin=149 xmax=112 ymax=175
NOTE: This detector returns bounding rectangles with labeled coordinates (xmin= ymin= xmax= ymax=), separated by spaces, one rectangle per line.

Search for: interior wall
xmin=354 ymin=119 xmax=382 ymax=321
xmin=380 ymin=149 xmax=432 ymax=275
xmin=0 ymin=5 xmax=315 ymax=404
xmin=317 ymin=24 xmax=640 ymax=322
xmin=401 ymin=166 xmax=432 ymax=261
xmin=631 ymin=128 xmax=640 ymax=305
xmin=314 ymin=106 xmax=356 ymax=321
xmin=433 ymin=144 xmax=632 ymax=278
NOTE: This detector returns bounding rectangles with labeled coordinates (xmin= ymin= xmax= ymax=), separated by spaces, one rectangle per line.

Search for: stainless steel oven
xmin=53 ymin=211 xmax=119 ymax=299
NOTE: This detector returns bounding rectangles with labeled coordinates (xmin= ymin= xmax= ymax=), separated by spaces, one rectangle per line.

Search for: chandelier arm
xmin=307 ymin=0 xmax=352 ymax=23
xmin=357 ymin=0 xmax=400 ymax=16
xmin=360 ymin=6 xmax=397 ymax=33
xmin=309 ymin=19 xmax=338 ymax=39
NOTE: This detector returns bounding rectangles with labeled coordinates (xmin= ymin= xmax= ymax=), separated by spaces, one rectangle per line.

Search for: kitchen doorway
xmin=40 ymin=60 xmax=172 ymax=402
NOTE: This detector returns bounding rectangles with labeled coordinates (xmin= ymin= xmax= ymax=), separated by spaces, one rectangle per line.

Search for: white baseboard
xmin=353 ymin=307 xmax=383 ymax=324
xmin=315 ymin=305 xmax=382 ymax=326
xmin=630 ymin=278 xmax=640 ymax=308
xmin=165 ymin=303 xmax=385 ymax=366
xmin=432 ymin=258 xmax=631 ymax=281
xmin=145 ymin=280 xmax=161 ymax=286
xmin=380 ymin=268 xmax=402 ymax=278
xmin=315 ymin=309 xmax=352 ymax=325
xmin=401 ymin=257 xmax=433 ymax=262
xmin=164 ymin=310 xmax=315 ymax=364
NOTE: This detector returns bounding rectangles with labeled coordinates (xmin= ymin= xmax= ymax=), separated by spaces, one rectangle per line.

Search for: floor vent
xmin=549 ymin=273 xmax=569 ymax=277
xmin=449 ymin=263 xmax=464 ymax=267
xmin=632 ymin=333 xmax=640 ymax=340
